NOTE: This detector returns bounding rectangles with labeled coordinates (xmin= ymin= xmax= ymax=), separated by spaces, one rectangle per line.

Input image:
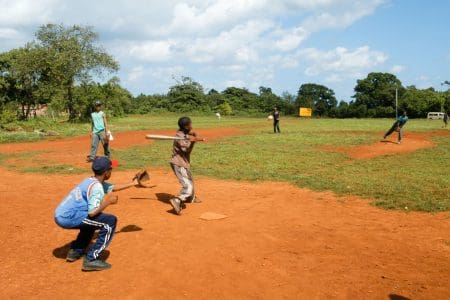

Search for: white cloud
xmin=0 ymin=0 xmax=389 ymax=97
xmin=128 ymin=66 xmax=144 ymax=82
xmin=182 ymin=19 xmax=273 ymax=64
xmin=302 ymin=0 xmax=385 ymax=32
xmin=390 ymin=65 xmax=405 ymax=74
xmin=129 ymin=40 xmax=173 ymax=62
xmin=0 ymin=28 xmax=24 ymax=39
xmin=0 ymin=0 xmax=59 ymax=26
xmin=225 ymin=79 xmax=246 ymax=88
xmin=301 ymin=46 xmax=388 ymax=81
xmin=274 ymin=26 xmax=309 ymax=51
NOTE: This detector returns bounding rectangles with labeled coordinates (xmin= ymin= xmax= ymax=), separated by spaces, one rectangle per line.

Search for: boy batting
xmin=87 ymin=100 xmax=110 ymax=162
xmin=54 ymin=157 xmax=140 ymax=271
xmin=169 ymin=117 xmax=206 ymax=215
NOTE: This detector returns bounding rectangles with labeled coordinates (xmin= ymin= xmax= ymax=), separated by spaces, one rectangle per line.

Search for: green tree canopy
xmin=0 ymin=45 xmax=51 ymax=119
xmin=296 ymin=83 xmax=337 ymax=117
xmin=400 ymin=86 xmax=444 ymax=118
xmin=167 ymin=76 xmax=206 ymax=112
xmin=36 ymin=24 xmax=119 ymax=119
xmin=354 ymin=72 xmax=404 ymax=110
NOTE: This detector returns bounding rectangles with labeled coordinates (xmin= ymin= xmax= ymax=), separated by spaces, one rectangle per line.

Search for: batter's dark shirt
xmin=170 ymin=130 xmax=194 ymax=169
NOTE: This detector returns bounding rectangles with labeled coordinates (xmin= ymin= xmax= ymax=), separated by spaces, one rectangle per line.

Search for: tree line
xmin=1 ymin=24 xmax=449 ymax=124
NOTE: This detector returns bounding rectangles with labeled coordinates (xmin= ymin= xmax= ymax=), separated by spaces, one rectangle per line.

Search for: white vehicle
xmin=427 ymin=112 xmax=445 ymax=120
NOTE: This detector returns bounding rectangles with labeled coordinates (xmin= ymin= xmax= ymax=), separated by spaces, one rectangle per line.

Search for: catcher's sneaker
xmin=82 ymin=257 xmax=111 ymax=271
xmin=169 ymin=198 xmax=182 ymax=215
xmin=66 ymin=249 xmax=82 ymax=262
xmin=397 ymin=141 xmax=402 ymax=144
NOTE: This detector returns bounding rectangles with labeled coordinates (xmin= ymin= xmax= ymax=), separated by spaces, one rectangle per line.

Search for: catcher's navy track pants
xmin=71 ymin=213 xmax=117 ymax=261
xmin=171 ymin=164 xmax=195 ymax=202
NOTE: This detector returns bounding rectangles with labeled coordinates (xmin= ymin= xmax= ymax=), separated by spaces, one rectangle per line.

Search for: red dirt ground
xmin=0 ymin=128 xmax=241 ymax=168
xmin=0 ymin=129 xmax=449 ymax=299
xmin=321 ymin=131 xmax=450 ymax=159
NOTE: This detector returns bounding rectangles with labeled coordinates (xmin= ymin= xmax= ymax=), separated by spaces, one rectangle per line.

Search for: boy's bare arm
xmin=103 ymin=113 xmax=108 ymax=132
xmin=113 ymin=181 xmax=139 ymax=191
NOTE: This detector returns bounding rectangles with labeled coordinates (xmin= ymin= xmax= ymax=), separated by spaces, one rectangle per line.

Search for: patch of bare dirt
xmin=0 ymin=168 xmax=448 ymax=299
xmin=0 ymin=128 xmax=241 ymax=168
xmin=320 ymin=131 xmax=450 ymax=159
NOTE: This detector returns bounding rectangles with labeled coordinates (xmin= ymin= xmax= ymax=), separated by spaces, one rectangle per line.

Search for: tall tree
xmin=222 ymin=87 xmax=258 ymax=111
xmin=353 ymin=72 xmax=404 ymax=112
xmin=296 ymin=83 xmax=337 ymax=117
xmin=259 ymin=86 xmax=282 ymax=112
xmin=400 ymin=86 xmax=444 ymax=118
xmin=0 ymin=45 xmax=51 ymax=119
xmin=35 ymin=24 xmax=119 ymax=120
xmin=167 ymin=76 xmax=206 ymax=112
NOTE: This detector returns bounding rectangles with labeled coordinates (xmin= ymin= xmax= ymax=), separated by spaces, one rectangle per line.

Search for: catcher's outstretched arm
xmin=113 ymin=182 xmax=137 ymax=191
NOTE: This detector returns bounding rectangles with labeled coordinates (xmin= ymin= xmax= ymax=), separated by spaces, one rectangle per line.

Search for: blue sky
xmin=0 ymin=0 xmax=449 ymax=100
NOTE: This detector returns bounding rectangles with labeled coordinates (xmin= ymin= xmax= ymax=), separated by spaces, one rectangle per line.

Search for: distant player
xmin=169 ymin=117 xmax=206 ymax=215
xmin=54 ymin=157 xmax=138 ymax=271
xmin=383 ymin=111 xmax=408 ymax=144
xmin=272 ymin=107 xmax=281 ymax=133
xmin=87 ymin=100 xmax=110 ymax=162
xmin=443 ymin=112 xmax=448 ymax=128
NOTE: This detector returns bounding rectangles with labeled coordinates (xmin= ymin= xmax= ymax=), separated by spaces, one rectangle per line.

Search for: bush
xmin=0 ymin=103 xmax=18 ymax=126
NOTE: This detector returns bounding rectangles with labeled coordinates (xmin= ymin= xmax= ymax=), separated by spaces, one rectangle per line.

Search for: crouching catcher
xmin=54 ymin=157 xmax=147 ymax=271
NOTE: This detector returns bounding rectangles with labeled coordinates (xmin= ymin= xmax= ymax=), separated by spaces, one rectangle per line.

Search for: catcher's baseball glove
xmin=133 ymin=170 xmax=151 ymax=187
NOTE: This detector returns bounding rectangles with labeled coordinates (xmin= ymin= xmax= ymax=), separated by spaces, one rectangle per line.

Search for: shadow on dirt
xmin=380 ymin=140 xmax=399 ymax=144
xmin=155 ymin=193 xmax=187 ymax=215
xmin=155 ymin=193 xmax=174 ymax=204
xmin=52 ymin=243 xmax=110 ymax=261
xmin=389 ymin=294 xmax=411 ymax=300
xmin=52 ymin=225 xmax=142 ymax=259
xmin=116 ymin=224 xmax=143 ymax=233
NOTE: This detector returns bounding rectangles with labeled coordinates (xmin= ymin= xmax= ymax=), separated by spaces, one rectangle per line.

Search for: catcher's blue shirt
xmin=54 ymin=178 xmax=113 ymax=228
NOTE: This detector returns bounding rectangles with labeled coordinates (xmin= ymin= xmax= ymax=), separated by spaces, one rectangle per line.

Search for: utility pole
xmin=395 ymin=88 xmax=398 ymax=119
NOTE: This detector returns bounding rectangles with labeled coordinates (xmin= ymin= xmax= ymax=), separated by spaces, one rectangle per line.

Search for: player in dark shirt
xmin=272 ymin=107 xmax=281 ymax=134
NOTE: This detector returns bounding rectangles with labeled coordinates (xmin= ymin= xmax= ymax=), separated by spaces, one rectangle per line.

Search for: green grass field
xmin=1 ymin=115 xmax=449 ymax=212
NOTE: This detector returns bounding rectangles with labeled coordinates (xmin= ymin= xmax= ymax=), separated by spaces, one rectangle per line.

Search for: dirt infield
xmin=321 ymin=131 xmax=450 ymax=159
xmin=0 ymin=128 xmax=449 ymax=299
xmin=0 ymin=169 xmax=449 ymax=299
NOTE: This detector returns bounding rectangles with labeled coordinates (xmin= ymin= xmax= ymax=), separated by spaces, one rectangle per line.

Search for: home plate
xmin=199 ymin=212 xmax=228 ymax=221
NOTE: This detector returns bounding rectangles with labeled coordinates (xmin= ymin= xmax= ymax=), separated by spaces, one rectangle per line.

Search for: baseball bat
xmin=145 ymin=134 xmax=186 ymax=140
xmin=145 ymin=134 xmax=207 ymax=142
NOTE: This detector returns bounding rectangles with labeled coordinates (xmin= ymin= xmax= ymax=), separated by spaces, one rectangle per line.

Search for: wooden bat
xmin=145 ymin=134 xmax=186 ymax=140
xmin=145 ymin=134 xmax=207 ymax=142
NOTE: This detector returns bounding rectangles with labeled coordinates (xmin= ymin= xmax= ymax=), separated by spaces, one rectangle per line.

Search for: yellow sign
xmin=299 ymin=107 xmax=312 ymax=117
